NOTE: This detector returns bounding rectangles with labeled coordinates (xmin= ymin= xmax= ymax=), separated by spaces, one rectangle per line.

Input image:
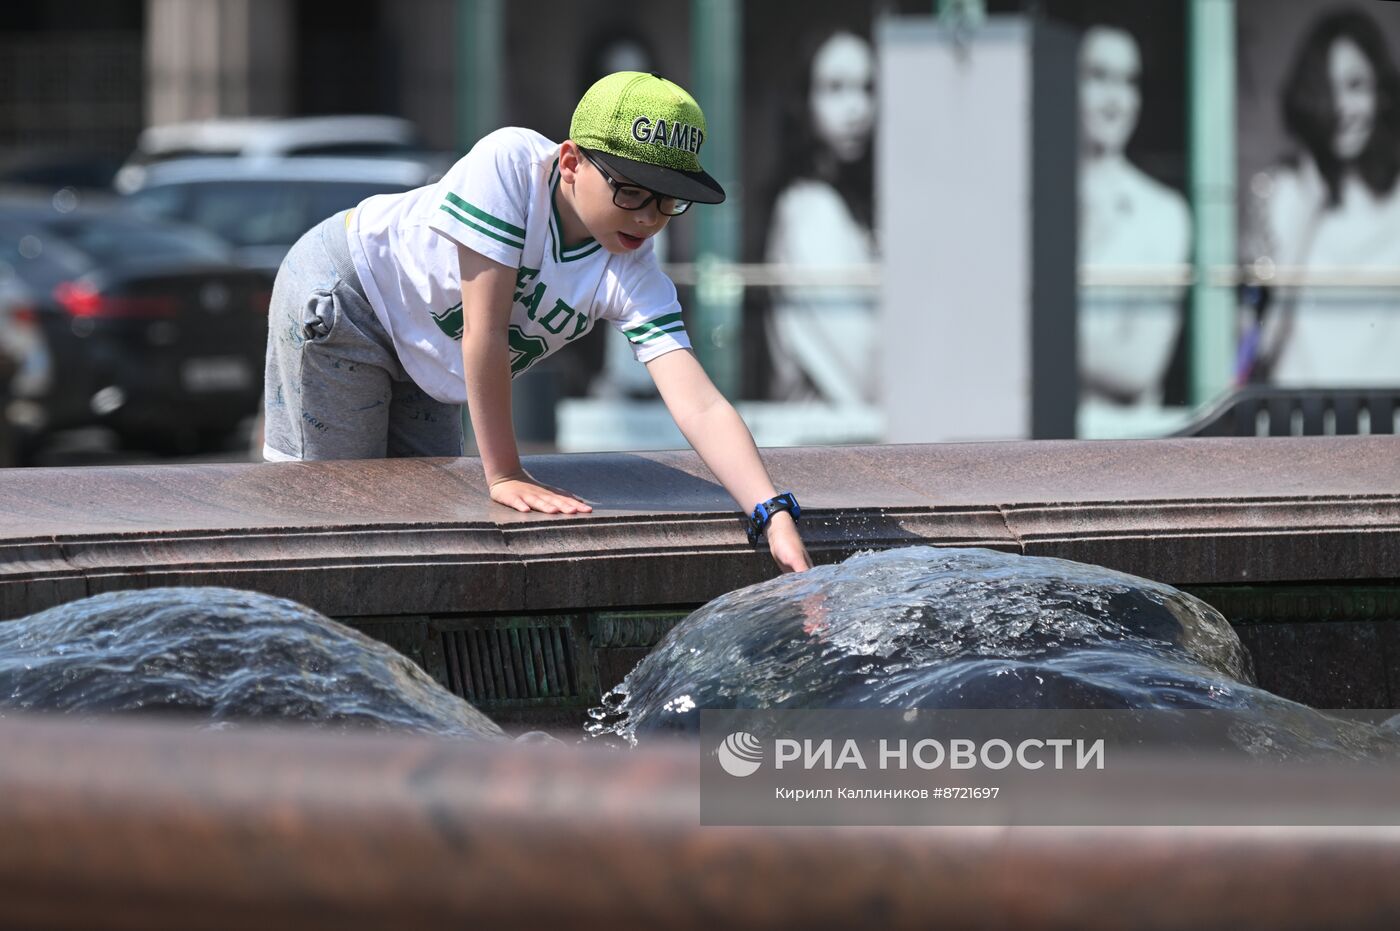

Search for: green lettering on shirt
xmin=538 ymin=298 xmax=576 ymax=335
xmin=518 ymin=282 xmax=545 ymax=320
xmin=431 ymin=302 xmax=464 ymax=340
xmin=513 ymin=266 xmax=540 ymax=302
xmin=508 ymin=325 xmax=548 ymax=374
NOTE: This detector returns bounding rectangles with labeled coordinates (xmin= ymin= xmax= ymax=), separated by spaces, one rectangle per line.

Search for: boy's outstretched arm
xmin=646 ymin=348 xmax=811 ymax=573
xmin=458 ymin=244 xmax=591 ymax=514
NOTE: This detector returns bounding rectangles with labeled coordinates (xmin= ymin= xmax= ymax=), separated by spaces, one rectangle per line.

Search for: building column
xmin=382 ymin=0 xmax=457 ymax=152
xmin=690 ymin=0 xmax=742 ymax=398
xmin=455 ymin=0 xmax=503 ymax=152
xmin=1188 ymin=0 xmax=1237 ymax=405
xmin=145 ymin=0 xmax=292 ymax=125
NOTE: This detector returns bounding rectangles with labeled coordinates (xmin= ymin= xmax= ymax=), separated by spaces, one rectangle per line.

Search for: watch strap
xmin=745 ymin=492 xmax=801 ymax=545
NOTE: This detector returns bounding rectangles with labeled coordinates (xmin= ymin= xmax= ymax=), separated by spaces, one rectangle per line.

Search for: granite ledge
xmin=0 ymin=437 xmax=1395 ymax=619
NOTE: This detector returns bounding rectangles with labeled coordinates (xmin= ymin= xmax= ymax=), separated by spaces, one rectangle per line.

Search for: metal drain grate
xmin=439 ymin=622 xmax=581 ymax=703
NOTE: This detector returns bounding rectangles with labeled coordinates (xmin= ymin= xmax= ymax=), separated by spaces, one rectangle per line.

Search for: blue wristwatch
xmin=745 ymin=492 xmax=801 ymax=545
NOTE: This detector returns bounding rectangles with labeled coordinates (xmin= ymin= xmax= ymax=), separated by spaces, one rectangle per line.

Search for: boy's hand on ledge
xmin=488 ymin=474 xmax=593 ymax=515
xmin=766 ymin=512 xmax=811 ymax=573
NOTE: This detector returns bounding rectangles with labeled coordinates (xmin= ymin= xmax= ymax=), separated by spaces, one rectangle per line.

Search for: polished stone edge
xmin=1 ymin=439 xmax=1397 ymax=619
xmin=3 ymin=713 xmax=1400 ymax=931
xmin=1 ymin=499 xmax=1396 ymax=619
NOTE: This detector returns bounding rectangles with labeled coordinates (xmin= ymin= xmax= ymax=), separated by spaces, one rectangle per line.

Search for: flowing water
xmin=0 ymin=586 xmax=503 ymax=739
xmin=2 ymin=548 xmax=1396 ymax=759
xmin=587 ymin=546 xmax=1400 ymax=758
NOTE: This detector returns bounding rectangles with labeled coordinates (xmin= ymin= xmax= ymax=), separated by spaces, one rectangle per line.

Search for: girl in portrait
xmin=1248 ymin=7 xmax=1400 ymax=386
xmin=1077 ymin=22 xmax=1191 ymax=407
xmin=761 ymin=28 xmax=879 ymax=405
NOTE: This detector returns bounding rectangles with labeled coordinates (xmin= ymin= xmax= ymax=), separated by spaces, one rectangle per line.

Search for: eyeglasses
xmin=580 ymin=148 xmax=693 ymax=216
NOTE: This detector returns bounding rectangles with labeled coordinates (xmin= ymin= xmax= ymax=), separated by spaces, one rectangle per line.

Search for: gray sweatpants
xmin=262 ymin=210 xmax=463 ymax=461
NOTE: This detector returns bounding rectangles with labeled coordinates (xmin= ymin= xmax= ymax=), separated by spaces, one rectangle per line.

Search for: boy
xmin=264 ymin=72 xmax=809 ymax=573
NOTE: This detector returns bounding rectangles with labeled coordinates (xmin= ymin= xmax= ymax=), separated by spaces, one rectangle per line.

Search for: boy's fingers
xmin=770 ymin=539 xmax=812 ymax=573
xmin=541 ymin=491 xmax=590 ymax=512
xmin=494 ymin=490 xmax=530 ymax=512
xmin=544 ymin=485 xmax=593 ymax=511
xmin=491 ymin=481 xmax=592 ymax=515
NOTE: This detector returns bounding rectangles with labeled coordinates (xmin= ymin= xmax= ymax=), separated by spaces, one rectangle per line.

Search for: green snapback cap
xmin=570 ymin=71 xmax=725 ymax=205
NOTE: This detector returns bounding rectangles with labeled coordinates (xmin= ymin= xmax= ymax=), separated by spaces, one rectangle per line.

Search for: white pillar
xmin=879 ymin=15 xmax=1078 ymax=442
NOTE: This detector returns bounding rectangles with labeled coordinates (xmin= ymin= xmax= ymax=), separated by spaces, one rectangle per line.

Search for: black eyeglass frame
xmin=579 ymin=148 xmax=693 ymax=216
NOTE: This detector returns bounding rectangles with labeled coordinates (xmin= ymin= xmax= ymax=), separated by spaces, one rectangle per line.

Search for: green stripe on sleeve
xmin=627 ymin=322 xmax=687 ymax=345
xmin=443 ymin=192 xmax=526 ymax=238
xmin=439 ymin=204 xmax=525 ymax=250
xmin=623 ymin=311 xmax=684 ymax=338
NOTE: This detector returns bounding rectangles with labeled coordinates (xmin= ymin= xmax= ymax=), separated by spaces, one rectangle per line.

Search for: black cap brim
xmin=590 ymin=150 xmax=726 ymax=205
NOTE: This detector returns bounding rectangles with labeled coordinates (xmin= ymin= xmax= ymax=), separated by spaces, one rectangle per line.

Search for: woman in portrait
xmin=761 ymin=28 xmax=878 ymax=405
xmin=1077 ymin=22 xmax=1192 ymax=407
xmin=1249 ymin=7 xmax=1400 ymax=386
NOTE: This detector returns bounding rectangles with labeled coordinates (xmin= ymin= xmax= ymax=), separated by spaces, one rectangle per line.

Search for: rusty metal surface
xmin=0 ymin=713 xmax=1399 ymax=931
xmin=0 ymin=437 xmax=1396 ymax=620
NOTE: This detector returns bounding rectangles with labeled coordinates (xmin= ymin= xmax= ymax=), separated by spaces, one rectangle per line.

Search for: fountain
xmin=0 ymin=585 xmax=501 ymax=739
xmin=0 ymin=437 xmax=1395 ymax=722
xmin=0 ymin=437 xmax=1397 ymax=927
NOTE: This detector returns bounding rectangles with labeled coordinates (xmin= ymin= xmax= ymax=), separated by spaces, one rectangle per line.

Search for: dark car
xmin=0 ymin=233 xmax=61 ymax=461
xmin=121 ymin=155 xmax=442 ymax=272
xmin=0 ymin=204 xmax=271 ymax=458
xmin=0 ymin=149 xmax=125 ymax=194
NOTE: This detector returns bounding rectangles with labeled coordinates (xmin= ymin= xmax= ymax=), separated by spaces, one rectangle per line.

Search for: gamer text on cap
xmin=630 ymin=117 xmax=704 ymax=154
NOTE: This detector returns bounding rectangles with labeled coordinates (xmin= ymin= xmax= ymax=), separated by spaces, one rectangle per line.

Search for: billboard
xmin=1238 ymin=0 xmax=1400 ymax=388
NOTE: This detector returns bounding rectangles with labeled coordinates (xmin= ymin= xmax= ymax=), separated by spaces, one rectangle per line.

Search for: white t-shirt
xmin=1263 ymin=170 xmax=1400 ymax=386
xmin=345 ymin=127 xmax=691 ymax=404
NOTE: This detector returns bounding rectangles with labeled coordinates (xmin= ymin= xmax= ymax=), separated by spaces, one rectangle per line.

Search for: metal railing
xmin=664 ymin=262 xmax=1400 ymax=290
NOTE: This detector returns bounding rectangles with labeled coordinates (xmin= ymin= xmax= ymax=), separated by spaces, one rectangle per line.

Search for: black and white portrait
xmin=992 ymin=0 xmax=1191 ymax=413
xmin=746 ymin=11 xmax=882 ymax=406
xmin=1239 ymin=1 xmax=1400 ymax=386
xmin=744 ymin=2 xmax=942 ymax=408
xmin=1076 ymin=19 xmax=1191 ymax=407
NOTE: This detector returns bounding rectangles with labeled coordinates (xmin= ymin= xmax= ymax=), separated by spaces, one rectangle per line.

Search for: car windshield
xmin=0 ymin=223 xmax=94 ymax=287
xmin=129 ymin=180 xmax=412 ymax=248
xmin=43 ymin=216 xmax=231 ymax=264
